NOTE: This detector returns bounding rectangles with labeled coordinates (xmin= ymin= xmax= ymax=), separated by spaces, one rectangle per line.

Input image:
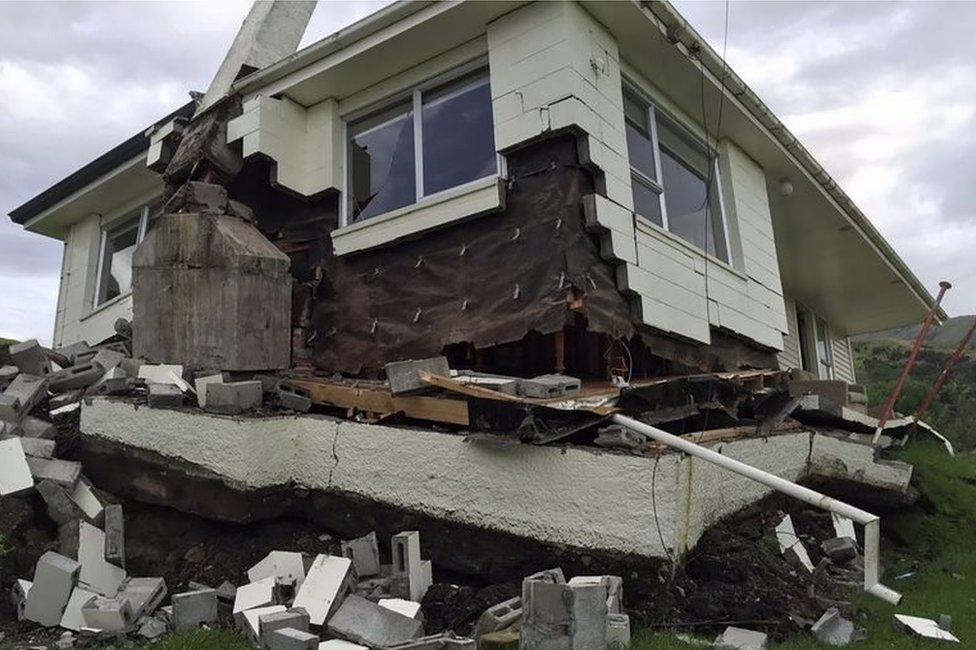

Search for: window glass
xmin=632 ymin=174 xmax=663 ymax=226
xmin=348 ymin=100 xmax=416 ymax=222
xmin=97 ymin=217 xmax=140 ymax=306
xmin=816 ymin=316 xmax=833 ymax=379
xmin=422 ymin=70 xmax=496 ymax=196
xmin=657 ymin=117 xmax=728 ymax=262
xmin=624 ymin=89 xmax=657 ymax=182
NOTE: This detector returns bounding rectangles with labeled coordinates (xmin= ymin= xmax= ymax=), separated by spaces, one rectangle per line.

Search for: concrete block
xmin=77 ymin=521 xmax=126 ymax=596
xmin=520 ymin=579 xmax=607 ymax=650
xmin=518 ymin=374 xmax=581 ymax=399
xmin=91 ymin=349 xmax=125 ymax=373
xmin=103 ymin=504 xmax=125 ymax=567
xmin=606 ymin=613 xmax=631 ymax=648
xmin=49 ymin=362 xmax=105 ymax=393
xmin=24 ymin=551 xmax=81 ymax=627
xmin=59 ymin=586 xmax=97 ymax=631
xmin=81 ymin=595 xmax=133 ymax=632
xmin=205 ymin=380 xmax=263 ymax=414
xmin=57 ymin=341 xmax=91 ymax=363
xmin=48 ymin=389 xmax=84 ymax=413
xmin=68 ymin=478 xmax=105 ymax=524
xmin=594 ymin=425 xmax=647 ymax=451
xmin=327 ymin=594 xmax=424 ymax=648
xmin=138 ymin=364 xmax=190 ymax=392
xmin=293 ymin=554 xmax=352 ymax=626
xmin=319 ymin=641 xmax=367 ymax=650
xmin=19 ymin=436 xmax=56 ymax=458
xmin=20 ymin=415 xmax=57 ymax=438
xmin=270 ymin=628 xmax=319 ymax=650
xmin=2 ymin=373 xmax=48 ymax=421
xmin=12 ymin=578 xmax=32 ymax=620
xmin=474 ymin=596 xmax=521 ymax=637
xmin=774 ymin=514 xmax=813 ymax=573
xmin=194 ymin=373 xmax=225 ymax=408
xmin=70 ymin=348 xmax=99 ymax=367
xmin=138 ymin=615 xmax=169 ymax=639
xmin=831 ymin=513 xmax=857 ymax=541
xmin=0 ymin=364 xmax=19 ymax=382
xmin=385 ymin=357 xmax=450 ymax=394
xmin=260 ymin=608 xmax=311 ymax=647
xmin=59 ymin=520 xmax=81 ymax=558
xmin=278 ymin=384 xmax=312 ymax=412
xmin=233 ymin=576 xmax=278 ymax=617
xmin=524 ymin=568 xmax=565 ymax=584
xmin=385 ymin=633 xmax=476 ymax=648
xmin=392 ymin=531 xmax=429 ymax=601
xmin=148 ymin=383 xmax=185 ymax=408
xmin=248 ymin=550 xmax=307 ymax=589
xmin=379 ymin=598 xmax=422 ymax=619
xmin=821 ymin=536 xmax=857 ymax=565
xmin=242 ymin=605 xmax=287 ymax=644
xmin=714 ymin=626 xmax=768 ymax=650
xmin=36 ymin=479 xmax=87 ymax=525
xmin=811 ymin=607 xmax=854 ymax=646
xmin=10 ymin=339 xmax=52 ymax=376
xmin=118 ymin=577 xmax=167 ymax=619
xmin=568 ymin=575 xmax=623 ymax=613
xmin=172 ymin=588 xmax=218 ymax=631
xmin=216 ymin=580 xmax=238 ymax=603
xmin=341 ymin=532 xmax=381 ymax=578
xmin=0 ymin=437 xmax=34 ymax=495
xmin=88 ymin=375 xmax=136 ymax=397
xmin=118 ymin=358 xmax=144 ymax=378
xmin=26 ymin=457 xmax=82 ymax=488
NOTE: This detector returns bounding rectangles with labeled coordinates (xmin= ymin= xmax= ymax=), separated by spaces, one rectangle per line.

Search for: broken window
xmin=347 ymin=65 xmax=497 ymax=224
xmin=623 ymin=84 xmax=730 ymax=263
xmin=94 ymin=203 xmax=153 ymax=308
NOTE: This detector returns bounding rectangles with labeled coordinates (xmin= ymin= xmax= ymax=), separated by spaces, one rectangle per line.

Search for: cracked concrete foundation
xmin=77 ymin=398 xmax=913 ymax=569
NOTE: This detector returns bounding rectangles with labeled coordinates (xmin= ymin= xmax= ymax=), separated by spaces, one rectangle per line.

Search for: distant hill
xmin=854 ymin=315 xmax=976 ymax=349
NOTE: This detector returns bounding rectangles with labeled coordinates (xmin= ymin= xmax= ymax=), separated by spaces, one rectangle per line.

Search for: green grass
xmin=630 ymin=441 xmax=976 ymax=647
xmin=121 ymin=628 xmax=251 ymax=649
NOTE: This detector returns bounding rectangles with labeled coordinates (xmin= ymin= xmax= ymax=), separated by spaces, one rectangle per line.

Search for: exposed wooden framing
xmin=645 ymin=420 xmax=805 ymax=454
xmin=286 ymin=378 xmax=469 ymax=426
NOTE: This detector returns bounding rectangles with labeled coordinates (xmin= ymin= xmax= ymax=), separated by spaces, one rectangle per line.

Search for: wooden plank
xmin=286 ymin=378 xmax=468 ymax=426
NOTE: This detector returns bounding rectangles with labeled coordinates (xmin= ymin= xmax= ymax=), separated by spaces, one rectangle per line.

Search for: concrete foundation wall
xmin=80 ymin=399 xmax=902 ymax=560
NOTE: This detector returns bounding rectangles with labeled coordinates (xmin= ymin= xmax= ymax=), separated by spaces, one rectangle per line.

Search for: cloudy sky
xmin=1 ymin=0 xmax=973 ymax=344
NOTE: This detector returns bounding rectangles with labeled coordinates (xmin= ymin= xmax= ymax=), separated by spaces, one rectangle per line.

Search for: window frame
xmin=92 ymin=204 xmax=151 ymax=309
xmin=340 ymin=58 xmax=504 ymax=228
xmin=797 ymin=304 xmax=834 ymax=380
xmin=622 ymin=79 xmax=733 ymax=264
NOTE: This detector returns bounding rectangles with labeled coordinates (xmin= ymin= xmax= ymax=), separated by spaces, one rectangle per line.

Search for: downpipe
xmin=613 ymin=414 xmax=902 ymax=605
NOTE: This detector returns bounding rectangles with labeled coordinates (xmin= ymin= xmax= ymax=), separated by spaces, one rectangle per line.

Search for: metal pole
xmin=612 ymin=414 xmax=902 ymax=604
xmin=913 ymin=314 xmax=976 ymax=424
xmin=872 ymin=281 xmax=951 ymax=444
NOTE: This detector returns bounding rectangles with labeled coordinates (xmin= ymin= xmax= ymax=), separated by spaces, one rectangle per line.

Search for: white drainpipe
xmin=612 ymin=414 xmax=902 ymax=604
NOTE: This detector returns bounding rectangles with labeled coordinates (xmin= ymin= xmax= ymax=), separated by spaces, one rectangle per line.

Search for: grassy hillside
xmin=854 ymin=315 xmax=976 ymax=350
xmin=854 ymin=339 xmax=976 ymax=450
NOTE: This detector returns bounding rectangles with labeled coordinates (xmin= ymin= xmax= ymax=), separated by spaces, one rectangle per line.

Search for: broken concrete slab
xmin=12 ymin=578 xmax=32 ymax=620
xmin=386 ymin=357 xmax=450 ymax=395
xmin=138 ymin=615 xmax=168 ymax=640
xmin=0 ymin=437 xmax=34 ymax=496
xmin=893 ymin=614 xmax=960 ymax=642
xmin=36 ymin=479 xmax=87 ymax=525
xmin=27 ymin=456 xmax=82 ymax=488
xmin=23 ymin=551 xmax=81 ymax=627
xmin=248 ymin=550 xmax=306 ymax=589
xmin=714 ymin=626 xmax=769 ymax=650
xmin=774 ymin=514 xmax=814 ymax=573
xmin=172 ymin=588 xmax=218 ymax=631
xmin=821 ymin=536 xmax=857 ymax=565
xmin=59 ymin=586 xmax=98 ymax=631
xmin=270 ymin=627 xmax=319 ymax=650
xmin=81 ymin=595 xmax=133 ymax=632
xmin=148 ymin=383 xmax=185 ymax=408
xmin=260 ymin=608 xmax=311 ymax=647
xmin=379 ymin=598 xmax=422 ymax=619
xmin=205 ymin=380 xmax=263 ymax=414
xmin=118 ymin=577 xmax=167 ymax=620
xmin=10 ymin=339 xmax=52 ymax=376
xmin=327 ymin=594 xmax=423 ymax=648
xmin=811 ymin=607 xmax=855 ymax=646
xmin=831 ymin=513 xmax=857 ymax=541
xmin=341 ymin=532 xmax=381 ymax=578
xmin=103 ymin=504 xmax=124 ymax=567
xmin=77 ymin=521 xmax=126 ymax=596
xmin=233 ymin=576 xmax=278 ymax=618
xmin=20 ymin=414 xmax=57 ymax=438
xmin=69 ymin=478 xmax=105 ymax=525
xmin=16 ymin=436 xmax=55 ymax=459
xmin=385 ymin=633 xmax=477 ymax=649
xmin=1 ymin=373 xmax=48 ymax=421
xmin=194 ymin=372 xmax=225 ymax=408
xmin=293 ymin=554 xmax=352 ymax=626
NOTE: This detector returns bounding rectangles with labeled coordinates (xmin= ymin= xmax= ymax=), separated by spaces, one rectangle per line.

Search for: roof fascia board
xmin=624 ymin=0 xmax=941 ymax=319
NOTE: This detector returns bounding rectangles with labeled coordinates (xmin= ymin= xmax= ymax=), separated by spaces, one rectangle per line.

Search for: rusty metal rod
xmin=872 ymin=281 xmax=951 ymax=444
xmin=913 ymin=314 xmax=976 ymax=424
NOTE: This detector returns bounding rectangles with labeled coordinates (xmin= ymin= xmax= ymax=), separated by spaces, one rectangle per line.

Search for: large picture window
xmin=624 ymin=85 xmax=730 ymax=263
xmin=93 ymin=203 xmax=154 ymax=308
xmin=347 ymin=65 xmax=497 ymax=224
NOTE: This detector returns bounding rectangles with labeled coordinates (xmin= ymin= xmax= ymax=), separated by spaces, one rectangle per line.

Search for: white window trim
xmin=92 ymin=204 xmax=150 ymax=310
xmin=796 ymin=303 xmax=834 ymax=380
xmin=623 ymin=78 xmax=733 ymax=264
xmin=339 ymin=57 xmax=505 ymax=228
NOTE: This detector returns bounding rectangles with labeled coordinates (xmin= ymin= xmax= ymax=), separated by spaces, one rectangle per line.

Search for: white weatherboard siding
xmin=778 ymin=296 xmax=802 ymax=371
xmin=81 ymin=398 xmax=901 ymax=559
xmin=831 ymin=332 xmax=857 ymax=385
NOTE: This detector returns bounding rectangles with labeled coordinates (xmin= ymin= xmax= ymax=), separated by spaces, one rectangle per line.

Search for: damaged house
xmin=2 ymin=0 xmax=954 ymax=646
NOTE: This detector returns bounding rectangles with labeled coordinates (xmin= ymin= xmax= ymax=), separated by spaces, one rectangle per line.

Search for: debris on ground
xmin=893 ymin=614 xmax=961 ymax=643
